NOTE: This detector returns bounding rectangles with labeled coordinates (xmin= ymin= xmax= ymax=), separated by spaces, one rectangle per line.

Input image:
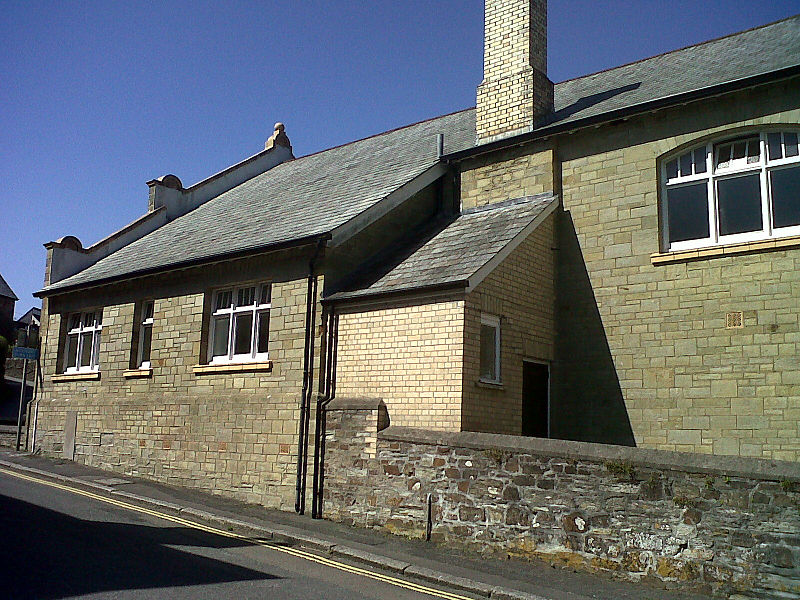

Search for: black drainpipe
xmin=295 ymin=239 xmax=325 ymax=514
xmin=312 ymin=304 xmax=338 ymax=518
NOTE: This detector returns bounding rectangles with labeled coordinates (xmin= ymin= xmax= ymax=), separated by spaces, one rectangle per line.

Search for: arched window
xmin=661 ymin=131 xmax=800 ymax=251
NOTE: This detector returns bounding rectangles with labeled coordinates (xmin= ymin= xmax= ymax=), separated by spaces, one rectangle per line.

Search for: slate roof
xmin=0 ymin=274 xmax=18 ymax=301
xmin=16 ymin=307 xmax=41 ymax=326
xmin=41 ymin=15 xmax=799 ymax=295
xmin=42 ymin=109 xmax=477 ymax=293
xmin=327 ymin=195 xmax=557 ymax=301
xmin=543 ymin=15 xmax=800 ymax=131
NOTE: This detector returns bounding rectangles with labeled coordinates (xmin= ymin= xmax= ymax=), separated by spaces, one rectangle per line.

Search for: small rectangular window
xmin=479 ymin=314 xmax=501 ymax=384
xmin=771 ymin=166 xmax=800 ymax=229
xmin=717 ymin=173 xmax=763 ymax=236
xmin=785 ymin=132 xmax=799 ymax=158
xmin=679 ymin=152 xmax=692 ymax=177
xmin=233 ymin=313 xmax=253 ymax=356
xmin=666 ymin=182 xmax=710 ymax=243
xmin=137 ymin=301 xmax=154 ymax=369
xmin=693 ymin=148 xmax=707 ymax=174
xmin=768 ymin=133 xmax=783 ymax=161
xmin=212 ymin=315 xmax=231 ymax=358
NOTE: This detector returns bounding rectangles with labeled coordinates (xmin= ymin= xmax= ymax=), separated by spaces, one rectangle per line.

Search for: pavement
xmin=0 ymin=449 xmax=711 ymax=600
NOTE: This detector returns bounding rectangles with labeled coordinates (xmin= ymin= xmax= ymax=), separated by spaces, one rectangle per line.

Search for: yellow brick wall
xmin=335 ymin=299 xmax=464 ymax=430
xmin=462 ymin=212 xmax=557 ymax=434
xmin=35 ymin=255 xmax=320 ymax=509
xmin=461 ymin=142 xmax=555 ymax=210
xmin=555 ymin=82 xmax=800 ymax=460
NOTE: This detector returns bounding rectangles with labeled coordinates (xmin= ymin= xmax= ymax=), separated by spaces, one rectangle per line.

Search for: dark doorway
xmin=522 ymin=361 xmax=549 ymax=437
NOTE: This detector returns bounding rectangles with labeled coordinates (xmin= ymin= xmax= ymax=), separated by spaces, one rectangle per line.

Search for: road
xmin=0 ymin=469 xmax=476 ymax=600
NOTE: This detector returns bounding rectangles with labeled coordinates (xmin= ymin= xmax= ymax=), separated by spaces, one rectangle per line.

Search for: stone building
xmin=0 ymin=273 xmax=17 ymax=331
xmin=34 ymin=1 xmax=800 ymax=511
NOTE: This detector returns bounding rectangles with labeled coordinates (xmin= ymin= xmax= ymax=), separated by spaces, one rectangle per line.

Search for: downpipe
xmin=295 ymin=240 xmax=324 ymax=514
xmin=312 ymin=306 xmax=338 ymax=518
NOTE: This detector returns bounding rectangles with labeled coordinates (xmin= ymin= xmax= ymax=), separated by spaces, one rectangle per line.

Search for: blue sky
xmin=2 ymin=0 xmax=798 ymax=315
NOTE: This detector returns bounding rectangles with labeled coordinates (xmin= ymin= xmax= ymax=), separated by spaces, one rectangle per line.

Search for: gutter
xmin=322 ymin=280 xmax=468 ymax=306
xmin=35 ymin=233 xmax=332 ymax=298
xmin=443 ymin=64 xmax=800 ymax=163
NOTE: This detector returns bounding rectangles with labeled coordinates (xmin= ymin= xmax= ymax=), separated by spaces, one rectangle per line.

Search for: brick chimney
xmin=476 ymin=0 xmax=553 ymax=143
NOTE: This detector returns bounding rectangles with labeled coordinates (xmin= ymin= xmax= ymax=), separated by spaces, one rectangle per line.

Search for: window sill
xmin=123 ymin=368 xmax=153 ymax=379
xmin=476 ymin=379 xmax=504 ymax=390
xmin=652 ymin=234 xmax=800 ymax=265
xmin=52 ymin=371 xmax=101 ymax=382
xmin=192 ymin=361 xmax=273 ymax=375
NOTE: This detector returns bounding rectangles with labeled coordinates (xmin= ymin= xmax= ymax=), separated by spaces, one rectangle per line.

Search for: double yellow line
xmin=0 ymin=467 xmax=474 ymax=600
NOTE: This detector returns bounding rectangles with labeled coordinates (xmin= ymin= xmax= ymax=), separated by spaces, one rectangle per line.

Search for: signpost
xmin=11 ymin=344 xmax=39 ymax=451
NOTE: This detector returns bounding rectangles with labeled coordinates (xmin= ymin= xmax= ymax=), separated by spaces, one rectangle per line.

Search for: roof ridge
xmin=556 ymin=13 xmax=800 ymax=86
xmin=292 ymin=106 xmax=474 ymax=162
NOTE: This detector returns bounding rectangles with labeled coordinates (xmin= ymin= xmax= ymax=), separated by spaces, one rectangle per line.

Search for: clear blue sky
xmin=2 ymin=1 xmax=798 ymax=315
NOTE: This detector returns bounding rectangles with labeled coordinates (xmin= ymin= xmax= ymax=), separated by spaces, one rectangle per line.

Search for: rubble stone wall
xmin=323 ymin=401 xmax=800 ymax=599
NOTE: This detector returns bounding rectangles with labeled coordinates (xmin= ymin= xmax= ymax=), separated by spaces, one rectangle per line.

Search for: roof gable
xmin=0 ymin=274 xmax=18 ymax=301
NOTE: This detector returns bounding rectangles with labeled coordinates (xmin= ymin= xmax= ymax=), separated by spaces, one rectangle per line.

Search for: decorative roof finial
xmin=265 ymin=122 xmax=292 ymax=151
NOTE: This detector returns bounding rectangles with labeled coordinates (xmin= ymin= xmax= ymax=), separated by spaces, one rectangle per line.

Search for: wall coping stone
xmin=327 ymin=397 xmax=384 ymax=411
xmin=378 ymin=426 xmax=800 ymax=482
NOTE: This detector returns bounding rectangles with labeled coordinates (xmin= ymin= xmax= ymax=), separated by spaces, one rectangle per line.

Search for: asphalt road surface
xmin=0 ymin=470 xmax=477 ymax=600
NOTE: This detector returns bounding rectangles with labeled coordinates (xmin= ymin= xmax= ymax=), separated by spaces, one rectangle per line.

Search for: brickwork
xmin=554 ymin=84 xmax=800 ymax=460
xmin=323 ymin=412 xmax=800 ymax=599
xmin=335 ymin=299 xmax=464 ymax=430
xmin=476 ymin=0 xmax=552 ymax=140
xmin=461 ymin=142 xmax=555 ymax=209
xmin=34 ymin=254 xmax=320 ymax=510
xmin=463 ymin=212 xmax=556 ymax=433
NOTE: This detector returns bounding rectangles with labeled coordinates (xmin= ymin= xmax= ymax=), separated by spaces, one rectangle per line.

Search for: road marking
xmin=0 ymin=467 xmax=475 ymax=600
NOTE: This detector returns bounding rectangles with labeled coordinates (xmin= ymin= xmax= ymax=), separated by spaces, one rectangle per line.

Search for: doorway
xmin=522 ymin=361 xmax=549 ymax=437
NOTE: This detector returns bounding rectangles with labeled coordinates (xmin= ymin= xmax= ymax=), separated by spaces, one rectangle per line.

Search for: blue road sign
xmin=11 ymin=347 xmax=39 ymax=360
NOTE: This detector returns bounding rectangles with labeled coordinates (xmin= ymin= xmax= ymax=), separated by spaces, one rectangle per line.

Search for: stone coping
xmin=192 ymin=361 xmax=272 ymax=375
xmin=378 ymin=426 xmax=800 ymax=483
xmin=651 ymin=233 xmax=800 ymax=265
xmin=51 ymin=371 xmax=101 ymax=382
xmin=122 ymin=368 xmax=153 ymax=379
xmin=326 ymin=397 xmax=384 ymax=411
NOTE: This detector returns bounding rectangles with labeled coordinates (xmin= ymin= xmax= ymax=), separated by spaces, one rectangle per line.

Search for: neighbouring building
xmin=33 ymin=1 xmax=799 ymax=516
xmin=0 ymin=273 xmax=17 ymax=334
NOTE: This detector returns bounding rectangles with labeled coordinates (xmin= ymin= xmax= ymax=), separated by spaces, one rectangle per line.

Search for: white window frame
xmin=479 ymin=313 xmax=501 ymax=384
xmin=137 ymin=300 xmax=154 ymax=369
xmin=63 ymin=309 xmax=103 ymax=373
xmin=661 ymin=130 xmax=800 ymax=252
xmin=208 ymin=283 xmax=271 ymax=364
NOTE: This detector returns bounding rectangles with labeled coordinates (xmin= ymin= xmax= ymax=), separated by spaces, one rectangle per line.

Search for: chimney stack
xmin=476 ymin=0 xmax=553 ymax=143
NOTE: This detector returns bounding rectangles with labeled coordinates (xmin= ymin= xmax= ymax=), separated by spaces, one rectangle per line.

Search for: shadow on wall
xmin=550 ymin=211 xmax=635 ymax=446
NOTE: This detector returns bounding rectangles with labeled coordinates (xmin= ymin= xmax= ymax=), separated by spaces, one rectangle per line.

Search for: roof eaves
xmin=444 ymin=64 xmax=800 ymax=163
xmin=323 ymin=279 xmax=468 ymax=305
xmin=36 ymin=232 xmax=332 ymax=298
